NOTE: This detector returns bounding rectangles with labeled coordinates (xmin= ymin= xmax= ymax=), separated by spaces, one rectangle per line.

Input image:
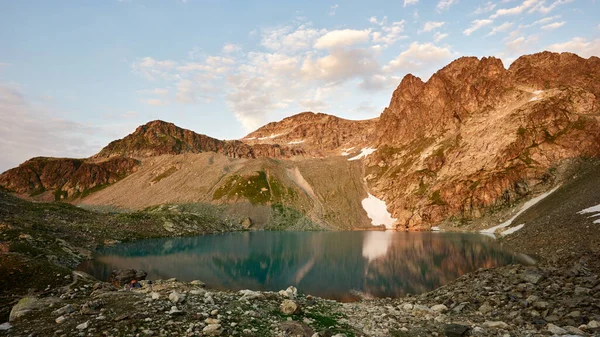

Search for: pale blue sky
xmin=0 ymin=0 xmax=598 ymax=171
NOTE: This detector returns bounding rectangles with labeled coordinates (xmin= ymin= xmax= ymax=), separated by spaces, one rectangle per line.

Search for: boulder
xmin=110 ymin=269 xmax=148 ymax=286
xmin=281 ymin=300 xmax=299 ymax=315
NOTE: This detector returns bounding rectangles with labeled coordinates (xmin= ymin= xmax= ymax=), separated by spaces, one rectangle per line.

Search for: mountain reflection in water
xmin=77 ymin=231 xmax=527 ymax=301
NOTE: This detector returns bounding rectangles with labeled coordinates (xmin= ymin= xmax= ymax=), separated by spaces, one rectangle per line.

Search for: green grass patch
xmin=213 ymin=171 xmax=271 ymax=204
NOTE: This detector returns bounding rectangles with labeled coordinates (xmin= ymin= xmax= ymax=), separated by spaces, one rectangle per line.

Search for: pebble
xmin=482 ymin=321 xmax=508 ymax=329
xmin=55 ymin=316 xmax=66 ymax=324
xmin=546 ymin=323 xmax=567 ymax=335
xmin=280 ymin=300 xmax=298 ymax=315
xmin=76 ymin=321 xmax=89 ymax=330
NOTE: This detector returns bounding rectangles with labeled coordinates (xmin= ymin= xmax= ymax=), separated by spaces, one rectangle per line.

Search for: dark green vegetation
xmin=0 ymin=191 xmax=242 ymax=321
xmin=213 ymin=170 xmax=298 ymax=205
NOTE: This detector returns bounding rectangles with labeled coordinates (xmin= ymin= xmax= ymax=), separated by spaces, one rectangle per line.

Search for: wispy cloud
xmin=437 ymin=0 xmax=457 ymax=12
xmin=541 ymin=21 xmax=565 ymax=30
xmin=464 ymin=19 xmax=494 ymax=35
xmin=328 ymin=4 xmax=339 ymax=16
xmin=404 ymin=0 xmax=419 ymax=7
xmin=420 ymin=21 xmax=445 ymax=33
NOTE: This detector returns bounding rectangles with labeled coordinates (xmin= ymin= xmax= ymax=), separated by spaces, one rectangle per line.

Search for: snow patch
xmin=341 ymin=147 xmax=355 ymax=156
xmin=362 ymin=231 xmax=392 ymax=262
xmin=500 ymin=223 xmax=525 ymax=236
xmin=361 ymin=193 xmax=397 ymax=228
xmin=348 ymin=148 xmax=377 ymax=161
xmin=431 ymin=226 xmax=441 ymax=232
xmin=529 ymin=90 xmax=544 ymax=102
xmin=288 ymin=140 xmax=305 ymax=145
xmin=480 ymin=186 xmax=559 ymax=235
xmin=578 ymin=203 xmax=600 ymax=224
xmin=243 ymin=137 xmax=256 ymax=140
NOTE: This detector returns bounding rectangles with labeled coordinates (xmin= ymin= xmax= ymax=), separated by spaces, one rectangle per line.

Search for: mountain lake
xmin=77 ymin=231 xmax=531 ymax=301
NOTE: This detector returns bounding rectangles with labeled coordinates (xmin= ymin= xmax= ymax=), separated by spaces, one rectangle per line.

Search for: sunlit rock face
xmin=366 ymin=52 xmax=600 ymax=230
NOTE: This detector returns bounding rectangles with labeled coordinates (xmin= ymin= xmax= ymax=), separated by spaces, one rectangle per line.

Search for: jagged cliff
xmin=367 ymin=52 xmax=600 ymax=229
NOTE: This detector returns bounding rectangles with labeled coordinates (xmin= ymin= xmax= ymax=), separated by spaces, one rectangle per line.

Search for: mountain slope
xmin=368 ymin=52 xmax=600 ymax=229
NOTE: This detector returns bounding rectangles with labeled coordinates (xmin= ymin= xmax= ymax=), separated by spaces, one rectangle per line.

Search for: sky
xmin=0 ymin=0 xmax=599 ymax=172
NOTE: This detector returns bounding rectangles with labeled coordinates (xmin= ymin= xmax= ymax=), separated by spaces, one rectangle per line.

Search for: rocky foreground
xmin=2 ymin=261 xmax=599 ymax=337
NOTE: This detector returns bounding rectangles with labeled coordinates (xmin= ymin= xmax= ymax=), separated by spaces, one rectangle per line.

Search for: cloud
xmin=532 ymin=15 xmax=561 ymax=25
xmin=403 ymin=0 xmax=419 ymax=7
xmin=437 ymin=0 xmax=457 ymax=11
xmin=145 ymin=98 xmax=166 ymax=106
xmin=370 ymin=17 xmax=407 ymax=46
xmin=385 ymin=42 xmax=453 ymax=75
xmin=222 ymin=43 xmax=241 ymax=53
xmin=547 ymin=37 xmax=600 ymax=58
xmin=314 ymin=29 xmax=371 ymax=49
xmin=261 ymin=25 xmax=325 ymax=52
xmin=433 ymin=32 xmax=449 ymax=42
xmin=329 ymin=4 xmax=339 ymax=16
xmin=488 ymin=22 xmax=513 ymax=35
xmin=490 ymin=0 xmax=540 ymax=19
xmin=541 ymin=21 xmax=565 ymax=30
xmin=533 ymin=0 xmax=573 ymax=14
xmin=420 ymin=21 xmax=445 ymax=33
xmin=0 ymin=85 xmax=106 ymax=172
xmin=464 ymin=19 xmax=494 ymax=35
xmin=132 ymin=57 xmax=176 ymax=80
xmin=504 ymin=35 xmax=538 ymax=54
xmin=473 ymin=2 xmax=497 ymax=15
xmin=301 ymin=48 xmax=379 ymax=83
xmin=300 ymin=98 xmax=329 ymax=111
xmin=359 ymin=74 xmax=401 ymax=91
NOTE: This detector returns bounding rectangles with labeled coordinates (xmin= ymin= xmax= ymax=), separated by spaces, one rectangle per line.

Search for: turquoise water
xmin=77 ymin=231 xmax=527 ymax=301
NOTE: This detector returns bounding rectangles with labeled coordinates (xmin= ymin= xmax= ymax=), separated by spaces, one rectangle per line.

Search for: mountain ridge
xmin=1 ymin=51 xmax=599 ymax=231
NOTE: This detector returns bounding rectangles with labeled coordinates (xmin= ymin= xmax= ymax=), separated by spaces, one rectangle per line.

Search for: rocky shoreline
xmin=2 ymin=261 xmax=599 ymax=337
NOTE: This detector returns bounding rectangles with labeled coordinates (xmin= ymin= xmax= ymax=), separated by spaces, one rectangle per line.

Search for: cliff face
xmin=367 ymin=52 xmax=600 ymax=230
xmin=0 ymin=157 xmax=139 ymax=199
xmin=242 ymin=112 xmax=378 ymax=156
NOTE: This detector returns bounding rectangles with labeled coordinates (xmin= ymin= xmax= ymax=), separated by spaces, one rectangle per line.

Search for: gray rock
xmin=168 ymin=291 xmax=185 ymax=304
xmin=482 ymin=321 xmax=509 ymax=329
xmin=444 ymin=323 xmax=470 ymax=337
xmin=281 ymin=300 xmax=299 ymax=315
xmin=239 ymin=289 xmax=263 ymax=301
xmin=76 ymin=321 xmax=89 ymax=330
xmin=55 ymin=316 xmax=67 ymax=324
xmin=203 ymin=323 xmax=222 ymax=335
xmin=53 ymin=304 xmax=75 ymax=316
xmin=533 ymin=301 xmax=549 ymax=309
xmin=168 ymin=306 xmax=183 ymax=316
xmin=190 ymin=280 xmax=205 ymax=287
xmin=431 ymin=304 xmax=448 ymax=313
xmin=546 ymin=324 xmax=567 ymax=335
xmin=110 ymin=269 xmax=147 ymax=286
xmin=574 ymin=286 xmax=590 ymax=296
xmin=521 ymin=270 xmax=544 ymax=284
xmin=588 ymin=320 xmax=600 ymax=328
xmin=0 ymin=323 xmax=12 ymax=331
xmin=479 ymin=303 xmax=493 ymax=315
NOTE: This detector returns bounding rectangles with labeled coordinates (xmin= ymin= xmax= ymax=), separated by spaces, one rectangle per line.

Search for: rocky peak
xmin=243 ymin=111 xmax=378 ymax=156
xmin=95 ymin=120 xmax=299 ymax=160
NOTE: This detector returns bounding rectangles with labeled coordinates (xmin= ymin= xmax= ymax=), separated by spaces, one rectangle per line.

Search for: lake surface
xmin=77 ymin=231 xmax=528 ymax=301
